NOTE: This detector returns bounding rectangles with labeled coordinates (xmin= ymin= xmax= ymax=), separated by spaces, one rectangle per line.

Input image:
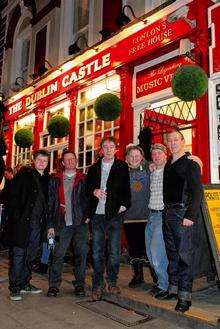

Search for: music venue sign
xmin=6 ymin=17 xmax=193 ymax=120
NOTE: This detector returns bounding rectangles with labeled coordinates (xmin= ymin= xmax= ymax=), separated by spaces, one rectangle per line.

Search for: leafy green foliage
xmin=172 ymin=65 xmax=208 ymax=101
xmin=94 ymin=93 xmax=122 ymax=121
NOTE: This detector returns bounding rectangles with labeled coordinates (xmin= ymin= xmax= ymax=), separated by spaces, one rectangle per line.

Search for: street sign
xmin=202 ymin=185 xmax=220 ymax=279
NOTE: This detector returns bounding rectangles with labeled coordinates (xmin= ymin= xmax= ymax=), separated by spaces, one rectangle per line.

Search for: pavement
xmin=0 ymin=251 xmax=220 ymax=329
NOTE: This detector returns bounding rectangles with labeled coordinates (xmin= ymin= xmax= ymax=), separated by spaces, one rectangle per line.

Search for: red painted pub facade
xmin=4 ymin=0 xmax=216 ymax=183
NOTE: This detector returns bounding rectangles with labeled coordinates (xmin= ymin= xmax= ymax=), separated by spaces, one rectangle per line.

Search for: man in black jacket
xmin=7 ymin=149 xmax=50 ymax=301
xmin=86 ymin=136 xmax=131 ymax=301
xmin=162 ymin=130 xmax=203 ymax=312
xmin=47 ymin=149 xmax=89 ymax=298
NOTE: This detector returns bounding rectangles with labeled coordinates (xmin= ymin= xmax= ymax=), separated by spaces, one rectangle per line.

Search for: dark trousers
xmin=49 ymin=224 xmax=89 ymax=288
xmin=163 ymin=206 xmax=196 ymax=301
xmin=124 ymin=222 xmax=147 ymax=259
xmin=9 ymin=228 xmax=41 ymax=293
xmin=92 ymin=214 xmax=122 ymax=289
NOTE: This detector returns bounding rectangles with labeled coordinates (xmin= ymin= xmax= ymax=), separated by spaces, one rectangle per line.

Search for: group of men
xmin=5 ymin=130 xmax=203 ymax=313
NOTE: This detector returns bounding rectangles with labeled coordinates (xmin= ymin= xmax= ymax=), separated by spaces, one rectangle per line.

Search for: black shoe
xmin=47 ymin=287 xmax=59 ymax=297
xmin=162 ymin=293 xmax=178 ymax=300
xmin=175 ymin=299 xmax=191 ymax=312
xmin=154 ymin=289 xmax=169 ymax=299
xmin=148 ymin=285 xmax=160 ymax=295
xmin=128 ymin=276 xmax=144 ymax=288
xmin=74 ymin=285 xmax=85 ymax=297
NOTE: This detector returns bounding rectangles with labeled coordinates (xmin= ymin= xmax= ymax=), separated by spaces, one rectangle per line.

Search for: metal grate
xmin=77 ymin=300 xmax=153 ymax=327
xmin=140 ymin=100 xmax=196 ymax=135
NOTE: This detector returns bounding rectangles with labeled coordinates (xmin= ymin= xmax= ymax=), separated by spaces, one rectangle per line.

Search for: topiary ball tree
xmin=172 ymin=65 xmax=208 ymax=101
xmin=14 ymin=128 xmax=34 ymax=148
xmin=94 ymin=93 xmax=122 ymax=121
xmin=47 ymin=115 xmax=70 ymax=138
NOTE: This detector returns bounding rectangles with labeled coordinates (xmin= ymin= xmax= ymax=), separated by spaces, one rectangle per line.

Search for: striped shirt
xmin=148 ymin=167 xmax=164 ymax=211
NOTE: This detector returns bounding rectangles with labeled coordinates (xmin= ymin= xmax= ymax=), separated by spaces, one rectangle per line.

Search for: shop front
xmin=4 ymin=1 xmax=211 ymax=181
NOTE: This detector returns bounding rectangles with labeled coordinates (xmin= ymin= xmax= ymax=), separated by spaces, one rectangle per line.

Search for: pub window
xmin=13 ymin=114 xmax=35 ymax=167
xmin=76 ymin=103 xmax=120 ymax=172
xmin=73 ymin=0 xmax=89 ymax=50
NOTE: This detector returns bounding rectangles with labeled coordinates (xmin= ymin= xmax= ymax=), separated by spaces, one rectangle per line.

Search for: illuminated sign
xmin=6 ymin=17 xmax=193 ymax=119
xmin=136 ymin=57 xmax=192 ymax=99
xmin=202 ymin=185 xmax=220 ymax=278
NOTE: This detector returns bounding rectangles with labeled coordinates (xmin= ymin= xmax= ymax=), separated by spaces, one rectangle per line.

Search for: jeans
xmin=92 ymin=214 xmax=122 ymax=289
xmin=145 ymin=211 xmax=168 ymax=291
xmin=163 ymin=206 xmax=196 ymax=300
xmin=49 ymin=224 xmax=89 ymax=288
xmin=9 ymin=228 xmax=41 ymax=293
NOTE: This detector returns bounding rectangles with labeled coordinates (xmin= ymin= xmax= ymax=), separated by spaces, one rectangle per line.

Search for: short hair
xmin=125 ymin=145 xmax=144 ymax=157
xmin=33 ymin=149 xmax=50 ymax=159
xmin=167 ymin=128 xmax=185 ymax=140
xmin=62 ymin=148 xmax=77 ymax=160
xmin=100 ymin=136 xmax=117 ymax=148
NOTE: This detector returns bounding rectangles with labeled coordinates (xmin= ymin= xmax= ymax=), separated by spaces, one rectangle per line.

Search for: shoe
xmin=10 ymin=291 xmax=22 ymax=301
xmin=107 ymin=283 xmax=121 ymax=294
xmin=47 ymin=287 xmax=59 ymax=297
xmin=154 ymin=289 xmax=169 ymax=299
xmin=147 ymin=285 xmax=160 ymax=295
xmin=129 ymin=261 xmax=145 ymax=288
xmin=20 ymin=283 xmax=42 ymax=294
xmin=175 ymin=299 xmax=191 ymax=312
xmin=162 ymin=293 xmax=178 ymax=300
xmin=74 ymin=285 xmax=86 ymax=297
xmin=92 ymin=287 xmax=104 ymax=301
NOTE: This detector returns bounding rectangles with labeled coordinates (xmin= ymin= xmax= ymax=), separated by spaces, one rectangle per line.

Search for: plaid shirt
xmin=148 ymin=167 xmax=164 ymax=210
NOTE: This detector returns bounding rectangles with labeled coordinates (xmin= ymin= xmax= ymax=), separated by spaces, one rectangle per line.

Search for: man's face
xmin=62 ymin=152 xmax=77 ymax=171
xmin=34 ymin=155 xmax=49 ymax=172
xmin=151 ymin=149 xmax=167 ymax=167
xmin=126 ymin=149 xmax=143 ymax=168
xmin=102 ymin=141 xmax=116 ymax=161
xmin=167 ymin=131 xmax=185 ymax=155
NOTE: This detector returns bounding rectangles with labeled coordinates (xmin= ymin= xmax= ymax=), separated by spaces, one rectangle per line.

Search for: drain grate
xmin=76 ymin=300 xmax=153 ymax=327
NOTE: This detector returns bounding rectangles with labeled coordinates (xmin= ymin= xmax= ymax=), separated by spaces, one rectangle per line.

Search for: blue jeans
xmin=92 ymin=214 xmax=122 ymax=289
xmin=49 ymin=224 xmax=89 ymax=288
xmin=163 ymin=206 xmax=196 ymax=301
xmin=145 ymin=211 xmax=168 ymax=291
xmin=9 ymin=228 xmax=41 ymax=293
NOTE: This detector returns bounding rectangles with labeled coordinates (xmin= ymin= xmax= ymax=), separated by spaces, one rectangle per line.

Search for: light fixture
xmin=116 ymin=5 xmax=148 ymax=28
xmin=10 ymin=77 xmax=27 ymax=92
xmin=68 ymin=35 xmax=98 ymax=55
xmin=185 ymin=51 xmax=200 ymax=65
xmin=99 ymin=27 xmax=114 ymax=41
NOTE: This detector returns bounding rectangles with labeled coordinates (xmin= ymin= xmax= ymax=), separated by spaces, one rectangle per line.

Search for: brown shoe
xmin=92 ymin=287 xmax=103 ymax=301
xmin=108 ymin=283 xmax=121 ymax=294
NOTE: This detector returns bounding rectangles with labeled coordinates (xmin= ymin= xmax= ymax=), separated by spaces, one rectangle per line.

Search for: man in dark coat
xmin=86 ymin=136 xmax=131 ymax=301
xmin=6 ymin=149 xmax=50 ymax=301
xmin=47 ymin=149 xmax=89 ymax=298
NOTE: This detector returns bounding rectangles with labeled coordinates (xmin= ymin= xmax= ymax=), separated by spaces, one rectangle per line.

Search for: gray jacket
xmin=123 ymin=161 xmax=150 ymax=222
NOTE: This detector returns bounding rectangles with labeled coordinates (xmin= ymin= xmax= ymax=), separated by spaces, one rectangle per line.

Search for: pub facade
xmin=0 ymin=0 xmax=216 ymax=183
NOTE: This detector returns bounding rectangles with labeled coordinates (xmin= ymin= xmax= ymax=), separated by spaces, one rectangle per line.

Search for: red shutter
xmin=34 ymin=26 xmax=47 ymax=75
xmin=102 ymin=0 xmax=122 ymax=32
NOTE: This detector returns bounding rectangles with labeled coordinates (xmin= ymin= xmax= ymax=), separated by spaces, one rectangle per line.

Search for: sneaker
xmin=74 ymin=285 xmax=86 ymax=297
xmin=20 ymin=283 xmax=42 ymax=294
xmin=10 ymin=291 xmax=22 ymax=301
xmin=47 ymin=287 xmax=59 ymax=297
xmin=107 ymin=283 xmax=121 ymax=294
